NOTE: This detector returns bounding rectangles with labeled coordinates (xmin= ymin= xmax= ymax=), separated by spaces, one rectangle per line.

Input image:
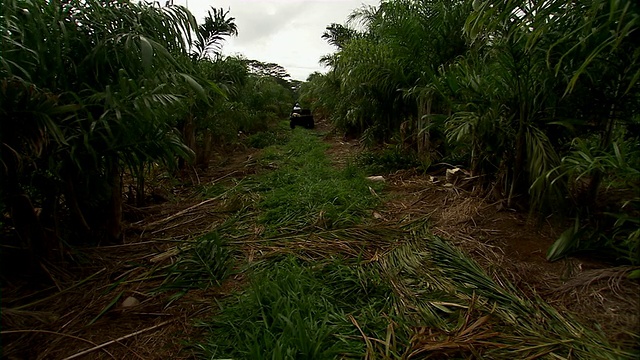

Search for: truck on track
xmin=289 ymin=105 xmax=314 ymax=129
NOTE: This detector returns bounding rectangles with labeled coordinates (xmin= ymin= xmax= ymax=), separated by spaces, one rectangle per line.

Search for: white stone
xmin=122 ymin=296 xmax=140 ymax=308
xmin=366 ymin=176 xmax=385 ymax=182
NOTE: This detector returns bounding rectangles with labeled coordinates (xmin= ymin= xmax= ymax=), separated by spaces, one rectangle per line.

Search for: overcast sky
xmin=170 ymin=0 xmax=379 ymax=80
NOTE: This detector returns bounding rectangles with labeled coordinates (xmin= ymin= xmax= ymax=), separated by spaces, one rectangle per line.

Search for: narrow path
xmin=2 ymin=122 xmax=637 ymax=359
xmin=184 ymin=126 xmax=635 ymax=359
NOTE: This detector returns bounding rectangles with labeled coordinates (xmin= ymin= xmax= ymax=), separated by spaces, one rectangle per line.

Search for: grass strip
xmin=248 ymin=128 xmax=383 ymax=236
xmin=191 ymin=126 xmax=633 ymax=359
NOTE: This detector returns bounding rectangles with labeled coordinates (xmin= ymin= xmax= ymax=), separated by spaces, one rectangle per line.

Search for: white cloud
xmin=173 ymin=0 xmax=379 ymax=80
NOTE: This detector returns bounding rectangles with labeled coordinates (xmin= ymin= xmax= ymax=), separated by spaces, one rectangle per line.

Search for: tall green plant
xmin=309 ymin=0 xmax=472 ymax=154
xmin=192 ymin=7 xmax=238 ymax=60
xmin=467 ymin=0 xmax=640 ymax=259
xmin=307 ymin=0 xmax=640 ymax=260
xmin=0 ymin=0 xmax=204 ymax=258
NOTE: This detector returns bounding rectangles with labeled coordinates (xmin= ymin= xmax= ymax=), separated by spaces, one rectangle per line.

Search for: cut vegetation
xmin=2 ymin=120 xmax=638 ymax=359
xmin=2 ymin=0 xmax=639 ymax=359
xmin=189 ymin=127 xmax=635 ymax=359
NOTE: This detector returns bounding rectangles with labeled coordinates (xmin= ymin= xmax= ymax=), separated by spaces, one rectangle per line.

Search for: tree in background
xmin=192 ymin=7 xmax=238 ymax=60
xmin=305 ymin=0 xmax=639 ymax=263
xmin=0 ymin=0 xmax=295 ymax=268
xmin=305 ymin=0 xmax=470 ymax=146
xmin=1 ymin=0 xmax=201 ymax=255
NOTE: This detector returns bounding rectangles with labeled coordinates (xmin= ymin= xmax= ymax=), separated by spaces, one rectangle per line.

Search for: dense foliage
xmin=0 ymin=0 xmax=294 ymax=265
xmin=302 ymin=0 xmax=640 ymax=263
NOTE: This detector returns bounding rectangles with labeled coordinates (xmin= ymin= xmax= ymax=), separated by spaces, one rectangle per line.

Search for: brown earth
xmin=1 ymin=120 xmax=638 ymax=359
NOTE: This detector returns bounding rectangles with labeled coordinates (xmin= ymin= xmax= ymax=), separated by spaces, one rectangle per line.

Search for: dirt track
xmin=2 ymin=121 xmax=638 ymax=359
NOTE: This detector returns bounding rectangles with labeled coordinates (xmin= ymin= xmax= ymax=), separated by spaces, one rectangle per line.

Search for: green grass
xmin=246 ymin=123 xmax=291 ymax=149
xmin=194 ymin=235 xmax=632 ymax=359
xmin=188 ymin=125 xmax=634 ymax=360
xmin=156 ymin=232 xmax=232 ymax=303
xmin=357 ymin=147 xmax=423 ymax=174
xmin=196 ymin=182 xmax=228 ymax=198
xmin=195 ymin=257 xmax=395 ymax=359
xmin=250 ymin=128 xmax=383 ymax=235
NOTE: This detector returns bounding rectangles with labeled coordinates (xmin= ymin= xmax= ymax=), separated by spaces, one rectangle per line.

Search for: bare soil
xmin=2 ymin=121 xmax=638 ymax=359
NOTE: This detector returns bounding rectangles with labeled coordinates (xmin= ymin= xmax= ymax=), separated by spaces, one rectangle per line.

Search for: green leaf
xmin=547 ymin=218 xmax=581 ymax=262
xmin=88 ymin=290 xmax=123 ymax=325
xmin=139 ymin=36 xmax=154 ymax=71
xmin=180 ymin=73 xmax=206 ymax=99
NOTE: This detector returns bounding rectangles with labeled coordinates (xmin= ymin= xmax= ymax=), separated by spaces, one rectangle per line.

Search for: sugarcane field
xmin=1 ymin=1 xmax=639 ymax=359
